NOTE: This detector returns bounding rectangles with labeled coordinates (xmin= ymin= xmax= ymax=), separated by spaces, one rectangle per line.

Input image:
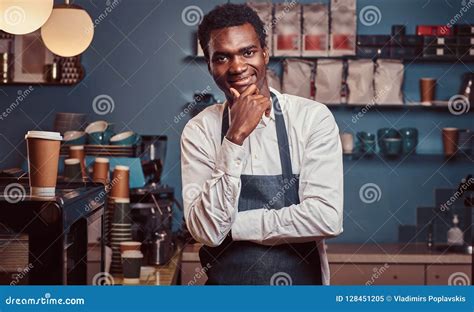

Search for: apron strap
xmin=220 ymin=92 xmax=294 ymax=185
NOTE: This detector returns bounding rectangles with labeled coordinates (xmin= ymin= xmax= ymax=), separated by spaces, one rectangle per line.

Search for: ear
xmin=263 ymin=47 xmax=270 ymax=65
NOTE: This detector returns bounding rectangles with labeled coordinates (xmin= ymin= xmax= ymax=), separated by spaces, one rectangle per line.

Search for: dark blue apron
xmin=199 ymin=92 xmax=322 ymax=285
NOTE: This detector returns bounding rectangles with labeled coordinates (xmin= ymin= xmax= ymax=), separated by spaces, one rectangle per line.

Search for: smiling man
xmin=181 ymin=3 xmax=343 ymax=285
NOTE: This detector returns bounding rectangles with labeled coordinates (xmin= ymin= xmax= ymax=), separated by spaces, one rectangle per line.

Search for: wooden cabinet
xmin=426 ymin=265 xmax=471 ymax=285
xmin=330 ymin=264 xmax=424 ymax=285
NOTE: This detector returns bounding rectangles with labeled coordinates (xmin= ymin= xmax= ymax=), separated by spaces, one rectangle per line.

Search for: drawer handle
xmin=393 ymin=275 xmax=398 ymax=279
xmin=435 ymin=275 xmax=440 ymax=279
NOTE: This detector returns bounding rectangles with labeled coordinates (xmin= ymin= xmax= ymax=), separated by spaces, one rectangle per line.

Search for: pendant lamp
xmin=0 ymin=0 xmax=54 ymax=35
xmin=41 ymin=0 xmax=94 ymax=57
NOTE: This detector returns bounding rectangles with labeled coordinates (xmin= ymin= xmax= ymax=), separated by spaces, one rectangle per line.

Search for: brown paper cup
xmin=420 ymin=78 xmax=436 ymax=104
xmin=442 ymin=128 xmax=459 ymax=156
xmin=93 ymin=157 xmax=109 ymax=184
xmin=69 ymin=145 xmax=86 ymax=178
xmin=120 ymin=241 xmax=141 ymax=254
xmin=110 ymin=165 xmax=130 ymax=199
xmin=25 ymin=131 xmax=62 ymax=197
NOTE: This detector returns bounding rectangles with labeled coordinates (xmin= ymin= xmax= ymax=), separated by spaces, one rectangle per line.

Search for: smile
xmin=228 ymin=74 xmax=256 ymax=86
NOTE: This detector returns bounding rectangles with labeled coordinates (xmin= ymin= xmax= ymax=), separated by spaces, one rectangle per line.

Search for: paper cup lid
xmin=25 ymin=131 xmax=62 ymax=141
xmin=65 ymin=158 xmax=80 ymax=165
xmin=115 ymin=165 xmax=129 ymax=171
xmin=95 ymin=157 xmax=109 ymax=163
xmin=122 ymin=250 xmax=143 ymax=258
xmin=70 ymin=145 xmax=84 ymax=150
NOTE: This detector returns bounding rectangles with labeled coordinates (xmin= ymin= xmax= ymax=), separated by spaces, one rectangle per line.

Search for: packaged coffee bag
xmin=282 ymin=58 xmax=315 ymax=99
xmin=330 ymin=0 xmax=356 ymax=56
xmin=302 ymin=3 xmax=329 ymax=57
xmin=247 ymin=1 xmax=273 ymax=55
xmin=315 ymin=59 xmax=343 ymax=104
xmin=374 ymin=60 xmax=404 ymax=105
xmin=347 ymin=59 xmax=375 ymax=104
xmin=273 ymin=2 xmax=301 ymax=56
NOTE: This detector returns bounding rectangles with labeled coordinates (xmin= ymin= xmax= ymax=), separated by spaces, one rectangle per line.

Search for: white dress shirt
xmin=181 ymin=87 xmax=344 ymax=285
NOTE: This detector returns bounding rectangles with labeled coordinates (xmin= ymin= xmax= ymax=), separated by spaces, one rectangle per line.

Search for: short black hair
xmin=198 ymin=3 xmax=266 ymax=60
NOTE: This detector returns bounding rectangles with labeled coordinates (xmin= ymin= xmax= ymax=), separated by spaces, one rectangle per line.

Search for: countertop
xmin=112 ymin=248 xmax=182 ymax=285
xmin=183 ymin=243 xmax=472 ymax=264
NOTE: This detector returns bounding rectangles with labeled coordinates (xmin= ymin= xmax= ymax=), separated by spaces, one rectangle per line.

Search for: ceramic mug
xmin=85 ymin=120 xmax=108 ymax=145
xmin=63 ymin=131 xmax=86 ymax=145
xmin=110 ymin=131 xmax=140 ymax=146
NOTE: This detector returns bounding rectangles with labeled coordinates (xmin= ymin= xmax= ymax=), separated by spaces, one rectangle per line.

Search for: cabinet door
xmin=426 ymin=265 xmax=471 ymax=285
xmin=181 ymin=262 xmax=207 ymax=285
xmin=330 ymin=264 xmax=425 ymax=285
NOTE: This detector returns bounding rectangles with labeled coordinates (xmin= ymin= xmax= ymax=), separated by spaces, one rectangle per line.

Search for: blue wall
xmin=0 ymin=0 xmax=472 ymax=243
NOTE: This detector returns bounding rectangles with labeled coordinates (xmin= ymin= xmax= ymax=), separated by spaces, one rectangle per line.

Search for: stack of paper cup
xmin=25 ymin=131 xmax=62 ymax=197
xmin=106 ymin=165 xmax=131 ymax=250
xmin=109 ymin=197 xmax=133 ymax=274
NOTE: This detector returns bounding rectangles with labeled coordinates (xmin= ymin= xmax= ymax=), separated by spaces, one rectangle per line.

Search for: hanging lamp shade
xmin=41 ymin=2 xmax=94 ymax=57
xmin=0 ymin=0 xmax=54 ymax=35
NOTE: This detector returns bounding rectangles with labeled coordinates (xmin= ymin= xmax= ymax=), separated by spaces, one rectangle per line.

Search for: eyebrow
xmin=213 ymin=45 xmax=259 ymax=56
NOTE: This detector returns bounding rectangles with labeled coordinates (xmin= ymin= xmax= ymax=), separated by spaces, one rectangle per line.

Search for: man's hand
xmin=225 ymin=84 xmax=271 ymax=146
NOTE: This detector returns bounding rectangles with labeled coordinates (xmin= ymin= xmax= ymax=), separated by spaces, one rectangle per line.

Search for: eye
xmin=214 ymin=55 xmax=228 ymax=63
xmin=243 ymin=50 xmax=255 ymax=57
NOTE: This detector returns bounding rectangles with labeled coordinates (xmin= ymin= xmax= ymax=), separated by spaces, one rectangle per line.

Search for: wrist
xmin=226 ymin=131 xmax=245 ymax=146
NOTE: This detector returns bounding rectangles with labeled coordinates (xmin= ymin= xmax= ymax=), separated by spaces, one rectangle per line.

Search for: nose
xmin=229 ymin=56 xmax=248 ymax=75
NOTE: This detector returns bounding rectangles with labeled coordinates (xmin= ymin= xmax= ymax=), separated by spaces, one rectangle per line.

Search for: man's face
xmin=207 ymin=23 xmax=269 ymax=99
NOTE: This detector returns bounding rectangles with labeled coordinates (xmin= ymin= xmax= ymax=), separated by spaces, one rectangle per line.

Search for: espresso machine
xmin=130 ymin=135 xmax=178 ymax=265
xmin=0 ymin=178 xmax=106 ymax=285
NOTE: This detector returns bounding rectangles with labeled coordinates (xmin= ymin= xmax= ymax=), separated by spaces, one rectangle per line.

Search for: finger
xmin=248 ymin=94 xmax=266 ymax=101
xmin=229 ymin=88 xmax=240 ymax=99
xmin=240 ymin=84 xmax=258 ymax=98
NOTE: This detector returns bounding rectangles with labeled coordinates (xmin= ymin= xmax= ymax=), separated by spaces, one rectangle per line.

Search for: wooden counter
xmin=112 ymin=248 xmax=182 ymax=286
xmin=326 ymin=243 xmax=471 ymax=264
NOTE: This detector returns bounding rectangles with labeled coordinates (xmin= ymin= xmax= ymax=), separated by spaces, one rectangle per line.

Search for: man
xmin=181 ymin=3 xmax=343 ymax=285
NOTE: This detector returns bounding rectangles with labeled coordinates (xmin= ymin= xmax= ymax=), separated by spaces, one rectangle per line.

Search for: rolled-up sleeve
xmin=231 ymin=105 xmax=343 ymax=244
xmin=181 ymin=120 xmax=247 ymax=247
